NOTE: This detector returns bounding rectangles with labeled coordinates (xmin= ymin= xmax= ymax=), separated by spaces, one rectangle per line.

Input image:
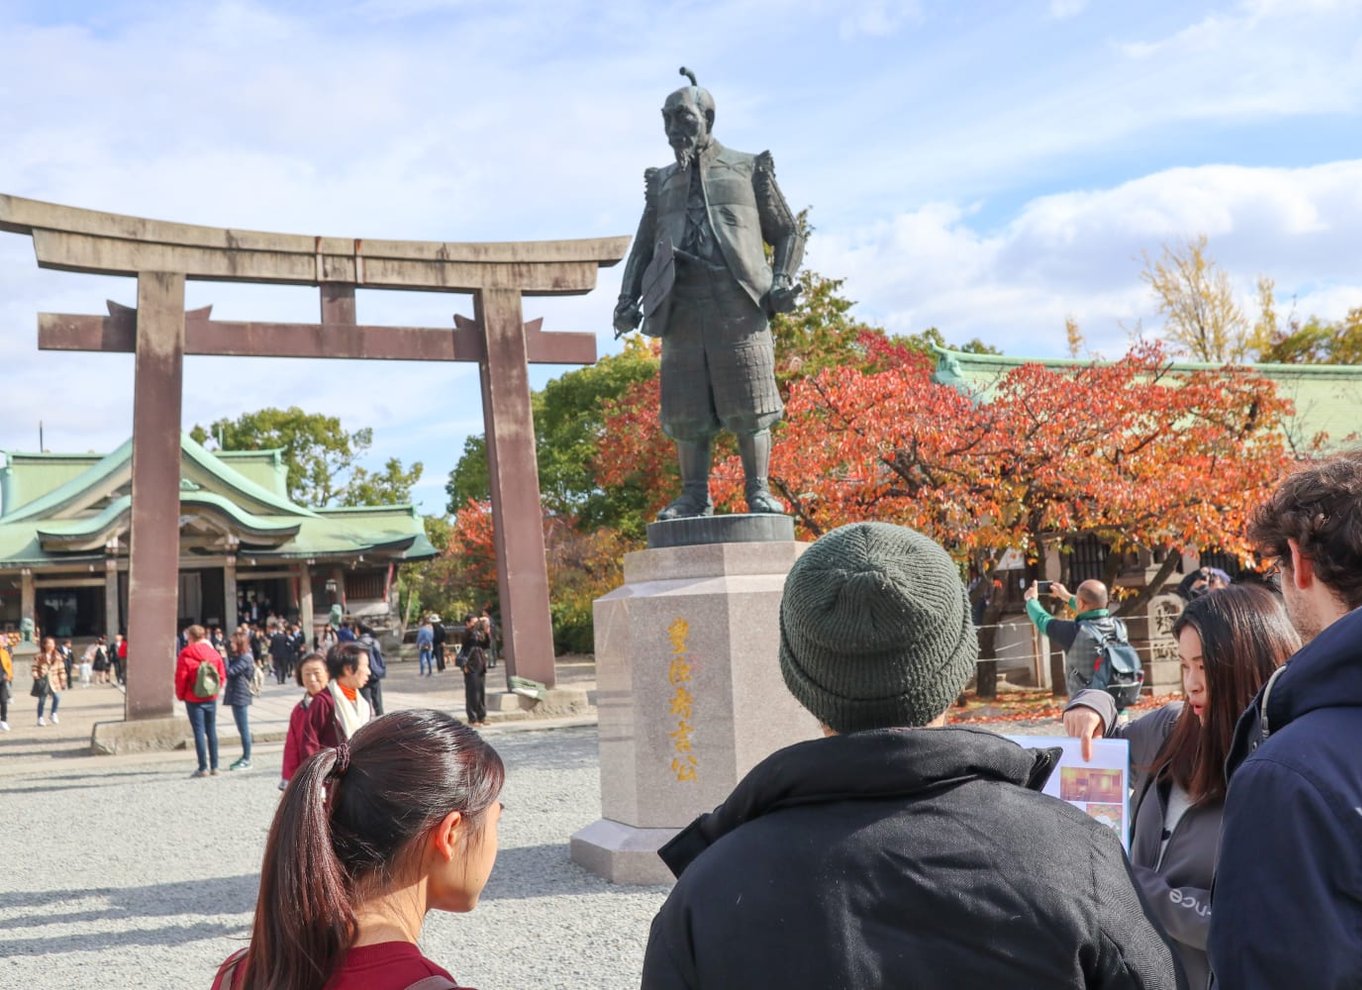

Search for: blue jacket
xmin=1208 ymin=605 xmax=1362 ymax=988
xmin=223 ymin=651 xmax=255 ymax=707
xmin=360 ymin=633 xmax=386 ymax=680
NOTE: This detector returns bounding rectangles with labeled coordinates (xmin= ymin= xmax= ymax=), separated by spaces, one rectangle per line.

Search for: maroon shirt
xmin=323 ymin=942 xmax=462 ymax=989
xmin=212 ymin=941 xmax=466 ymax=990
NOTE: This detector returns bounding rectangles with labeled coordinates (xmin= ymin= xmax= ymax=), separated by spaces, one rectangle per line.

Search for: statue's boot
xmin=739 ymin=430 xmax=785 ymax=514
xmin=657 ymin=440 xmax=714 ymax=521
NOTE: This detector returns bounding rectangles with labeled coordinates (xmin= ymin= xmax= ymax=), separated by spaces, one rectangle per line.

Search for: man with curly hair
xmin=1209 ymin=449 xmax=1362 ymax=988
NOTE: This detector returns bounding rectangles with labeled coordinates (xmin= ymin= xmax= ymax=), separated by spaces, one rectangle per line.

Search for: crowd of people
xmin=177 ymin=609 xmax=499 ymax=783
xmin=0 ymin=630 xmax=128 ymax=731
xmin=173 ymin=612 xmax=399 ymax=778
xmin=196 ymin=448 xmax=1362 ymax=989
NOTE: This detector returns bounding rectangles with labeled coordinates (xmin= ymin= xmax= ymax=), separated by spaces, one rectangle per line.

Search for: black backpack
xmin=1075 ymin=618 xmax=1144 ymax=710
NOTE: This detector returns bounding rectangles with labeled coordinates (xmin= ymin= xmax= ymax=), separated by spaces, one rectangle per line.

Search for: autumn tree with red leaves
xmin=440 ymin=498 xmax=632 ymax=654
xmin=451 ymin=498 xmax=496 ymax=584
xmin=716 ymin=336 xmax=1304 ymax=690
xmin=747 ymin=338 xmax=1298 ymax=571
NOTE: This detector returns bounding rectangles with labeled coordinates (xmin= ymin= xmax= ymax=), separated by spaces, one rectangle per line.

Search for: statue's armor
xmin=619 ymin=142 xmax=804 ymax=441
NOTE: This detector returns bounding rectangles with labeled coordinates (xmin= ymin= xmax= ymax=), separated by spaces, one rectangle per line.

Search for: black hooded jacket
xmin=1208 ymin=605 xmax=1362 ymax=988
xmin=642 ymin=727 xmax=1184 ymax=989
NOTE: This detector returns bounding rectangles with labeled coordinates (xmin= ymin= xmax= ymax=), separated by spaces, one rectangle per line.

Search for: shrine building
xmin=0 ymin=433 xmax=435 ymax=640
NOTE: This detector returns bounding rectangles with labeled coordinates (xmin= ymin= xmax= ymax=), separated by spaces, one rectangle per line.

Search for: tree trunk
xmin=1033 ymin=537 xmax=1066 ymax=698
xmin=976 ymin=653 xmax=998 ymax=700
xmin=1115 ymin=553 xmax=1182 ymax=618
xmin=972 ymin=559 xmax=1004 ymax=699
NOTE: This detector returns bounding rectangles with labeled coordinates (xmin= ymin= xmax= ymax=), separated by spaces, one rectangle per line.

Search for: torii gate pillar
xmin=128 ymin=271 xmax=187 ymax=719
xmin=474 ymin=289 xmax=554 ymax=686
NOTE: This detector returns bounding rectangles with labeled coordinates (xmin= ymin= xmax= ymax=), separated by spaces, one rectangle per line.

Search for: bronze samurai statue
xmin=615 ymin=68 xmax=805 ymax=520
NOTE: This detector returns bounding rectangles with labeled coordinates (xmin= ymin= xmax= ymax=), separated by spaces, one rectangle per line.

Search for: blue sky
xmin=2 ymin=0 xmax=1361 ymax=514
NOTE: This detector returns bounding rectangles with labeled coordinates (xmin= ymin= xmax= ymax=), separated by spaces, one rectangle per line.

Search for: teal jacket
xmin=1026 ymin=598 xmax=1111 ymax=650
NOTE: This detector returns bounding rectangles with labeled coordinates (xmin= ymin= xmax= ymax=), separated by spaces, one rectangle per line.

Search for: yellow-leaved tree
xmin=1141 ymin=235 xmax=1252 ymax=363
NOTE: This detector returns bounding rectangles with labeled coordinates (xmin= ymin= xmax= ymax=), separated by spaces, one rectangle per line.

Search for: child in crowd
xmin=279 ymin=652 xmax=330 ymax=792
xmin=79 ymin=637 xmax=103 ymax=687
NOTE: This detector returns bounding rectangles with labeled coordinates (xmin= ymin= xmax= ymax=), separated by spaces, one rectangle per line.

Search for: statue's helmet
xmin=663 ymin=66 xmax=715 ymax=129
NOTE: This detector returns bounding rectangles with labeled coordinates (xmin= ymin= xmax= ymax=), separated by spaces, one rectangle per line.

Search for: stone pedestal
xmin=571 ymin=536 xmax=818 ymax=884
xmin=487 ymin=685 xmax=590 ymax=719
xmin=90 ymin=716 xmax=190 ymax=755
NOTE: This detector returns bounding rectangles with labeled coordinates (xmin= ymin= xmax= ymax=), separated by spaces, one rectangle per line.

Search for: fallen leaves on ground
xmin=948 ymin=691 xmax=1182 ymax=725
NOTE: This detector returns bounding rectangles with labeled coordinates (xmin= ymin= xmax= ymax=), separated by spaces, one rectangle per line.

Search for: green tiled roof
xmin=0 ymin=440 xmax=134 ymax=524
xmin=0 ymin=451 xmax=108 ymax=512
xmin=930 ymin=346 xmax=1362 ymax=452
xmin=211 ymin=448 xmax=289 ymax=497
xmin=0 ymin=434 xmax=434 ymax=567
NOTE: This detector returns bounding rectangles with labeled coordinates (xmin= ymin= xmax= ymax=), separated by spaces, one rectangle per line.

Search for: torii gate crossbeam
xmin=0 ymin=193 xmax=628 ymax=720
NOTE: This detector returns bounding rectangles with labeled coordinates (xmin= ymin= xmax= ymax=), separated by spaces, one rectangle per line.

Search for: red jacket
xmin=175 ymin=641 xmax=225 ymax=702
xmin=281 ymin=695 xmax=316 ymax=781
xmin=300 ymin=688 xmax=343 ymax=756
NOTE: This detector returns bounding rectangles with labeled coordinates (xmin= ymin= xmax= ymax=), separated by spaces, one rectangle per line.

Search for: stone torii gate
xmin=0 ymin=193 xmax=628 ymax=720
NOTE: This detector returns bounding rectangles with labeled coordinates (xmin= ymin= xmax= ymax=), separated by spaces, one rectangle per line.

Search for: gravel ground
xmin=0 ymin=711 xmax=1068 ymax=990
xmin=0 ymin=725 xmax=670 ymax=990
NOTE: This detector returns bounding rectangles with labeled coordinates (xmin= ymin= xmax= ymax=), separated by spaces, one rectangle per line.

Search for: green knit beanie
xmin=779 ymin=522 xmax=978 ymax=732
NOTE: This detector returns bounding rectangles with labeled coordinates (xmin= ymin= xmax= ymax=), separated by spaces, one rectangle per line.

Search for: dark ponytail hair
xmin=238 ymin=710 xmax=504 ymax=990
xmin=1150 ymin=584 xmax=1299 ymax=805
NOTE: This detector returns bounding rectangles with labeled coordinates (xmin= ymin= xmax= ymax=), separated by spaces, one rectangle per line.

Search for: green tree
xmin=444 ymin=338 xmax=658 ymax=535
xmin=1253 ymin=307 xmax=1362 ymax=364
xmin=769 ymin=268 xmax=872 ymax=385
xmin=887 ymin=325 xmax=999 ymax=357
xmin=1140 ymin=252 xmax=1362 ymax=366
xmin=191 ymin=407 xmax=420 ymax=507
xmin=536 ymin=335 xmax=658 ymax=531
xmin=768 ymin=270 xmax=997 ymax=389
xmin=340 ymin=457 xmax=424 ymax=507
xmin=768 ymin=211 xmax=997 ymax=383
xmin=444 ymin=434 xmax=491 ymax=507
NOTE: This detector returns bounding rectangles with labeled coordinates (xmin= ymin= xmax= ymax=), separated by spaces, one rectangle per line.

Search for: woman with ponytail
xmin=211 ymin=709 xmax=505 ymax=990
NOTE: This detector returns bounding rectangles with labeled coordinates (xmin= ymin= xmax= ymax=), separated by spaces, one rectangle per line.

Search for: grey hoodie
xmin=1068 ymin=690 xmax=1220 ymax=989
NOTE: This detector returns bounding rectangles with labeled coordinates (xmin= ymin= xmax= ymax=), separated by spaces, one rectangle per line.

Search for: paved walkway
xmin=0 ymin=657 xmax=599 ymax=770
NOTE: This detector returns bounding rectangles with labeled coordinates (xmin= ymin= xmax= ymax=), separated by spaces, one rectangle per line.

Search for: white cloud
xmin=1113 ymin=1 xmax=1362 ymax=116
xmin=1049 ymin=0 xmax=1088 ymax=18
xmin=812 ymin=160 xmax=1362 ymax=355
xmin=3 ymin=1 xmax=1362 ymax=514
xmin=838 ymin=0 xmax=923 ymax=39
